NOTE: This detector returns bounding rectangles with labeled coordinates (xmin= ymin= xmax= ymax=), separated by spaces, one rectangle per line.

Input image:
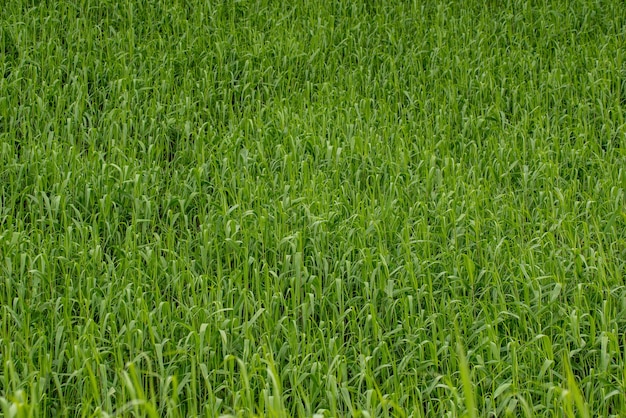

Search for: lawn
xmin=1 ymin=0 xmax=626 ymax=416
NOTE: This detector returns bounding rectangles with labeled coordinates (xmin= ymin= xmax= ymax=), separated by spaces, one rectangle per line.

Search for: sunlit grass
xmin=1 ymin=0 xmax=626 ymax=416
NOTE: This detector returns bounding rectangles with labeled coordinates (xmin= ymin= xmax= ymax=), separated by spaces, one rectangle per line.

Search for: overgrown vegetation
xmin=1 ymin=0 xmax=625 ymax=416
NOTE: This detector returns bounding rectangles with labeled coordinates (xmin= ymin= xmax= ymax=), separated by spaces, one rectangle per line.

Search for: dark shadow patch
xmin=1 ymin=28 xmax=19 ymax=78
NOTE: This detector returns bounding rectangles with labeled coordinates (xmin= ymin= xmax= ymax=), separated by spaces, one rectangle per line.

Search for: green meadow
xmin=1 ymin=0 xmax=626 ymax=416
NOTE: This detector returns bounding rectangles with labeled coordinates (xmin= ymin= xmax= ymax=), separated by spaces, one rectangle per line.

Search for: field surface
xmin=1 ymin=0 xmax=626 ymax=416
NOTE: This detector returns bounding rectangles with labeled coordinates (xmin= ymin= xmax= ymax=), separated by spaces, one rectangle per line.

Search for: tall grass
xmin=1 ymin=0 xmax=626 ymax=416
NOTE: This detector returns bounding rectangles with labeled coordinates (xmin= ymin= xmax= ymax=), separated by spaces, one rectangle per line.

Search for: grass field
xmin=1 ymin=0 xmax=626 ymax=416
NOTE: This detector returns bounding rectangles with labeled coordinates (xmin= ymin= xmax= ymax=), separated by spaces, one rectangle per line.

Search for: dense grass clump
xmin=1 ymin=0 xmax=626 ymax=416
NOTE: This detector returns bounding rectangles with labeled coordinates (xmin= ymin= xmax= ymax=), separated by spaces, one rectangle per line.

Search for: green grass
xmin=1 ymin=0 xmax=626 ymax=416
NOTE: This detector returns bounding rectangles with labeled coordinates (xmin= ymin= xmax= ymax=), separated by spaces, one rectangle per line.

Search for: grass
xmin=1 ymin=0 xmax=625 ymax=416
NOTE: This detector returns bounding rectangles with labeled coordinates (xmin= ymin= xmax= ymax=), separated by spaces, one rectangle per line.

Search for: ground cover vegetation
xmin=1 ymin=0 xmax=626 ymax=416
